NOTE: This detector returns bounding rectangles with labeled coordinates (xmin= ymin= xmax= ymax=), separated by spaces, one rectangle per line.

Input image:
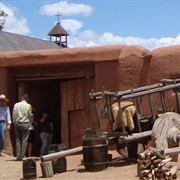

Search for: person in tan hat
xmin=0 ymin=94 xmax=11 ymax=156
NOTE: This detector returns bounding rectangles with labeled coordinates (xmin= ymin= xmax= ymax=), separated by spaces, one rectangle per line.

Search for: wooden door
xmin=61 ymin=77 xmax=95 ymax=148
xmin=68 ymin=110 xmax=84 ymax=148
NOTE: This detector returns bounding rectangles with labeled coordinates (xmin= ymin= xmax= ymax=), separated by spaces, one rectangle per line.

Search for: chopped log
xmin=162 ymin=157 xmax=172 ymax=163
xmin=137 ymin=148 xmax=179 ymax=179
xmin=141 ymin=169 xmax=150 ymax=176
xmin=149 ymin=147 xmax=164 ymax=159
xmin=118 ymin=130 xmax=152 ymax=144
xmin=171 ymin=166 xmax=179 ymax=179
xmin=40 ymin=161 xmax=53 ymax=178
xmin=150 ymin=134 xmax=180 ymax=161
xmin=137 ymin=159 xmax=144 ymax=177
xmin=41 ymin=146 xmax=83 ymax=162
xmin=138 ymin=152 xmax=146 ymax=160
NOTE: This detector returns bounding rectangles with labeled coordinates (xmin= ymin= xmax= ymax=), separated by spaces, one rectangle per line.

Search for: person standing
xmin=0 ymin=94 xmax=11 ymax=156
xmin=27 ymin=112 xmax=37 ymax=157
xmin=13 ymin=94 xmax=32 ymax=161
xmin=39 ymin=111 xmax=53 ymax=156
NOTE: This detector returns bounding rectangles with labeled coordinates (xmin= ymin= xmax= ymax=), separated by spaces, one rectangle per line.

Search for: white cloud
xmin=0 ymin=3 xmax=30 ymax=35
xmin=1 ymin=2 xmax=180 ymax=50
xmin=68 ymin=30 xmax=180 ymax=50
xmin=4 ymin=16 xmax=30 ymax=35
xmin=78 ymin=30 xmax=99 ymax=41
xmin=61 ymin=19 xmax=82 ymax=35
xmin=39 ymin=1 xmax=92 ymax=16
xmin=68 ymin=30 xmax=100 ymax=47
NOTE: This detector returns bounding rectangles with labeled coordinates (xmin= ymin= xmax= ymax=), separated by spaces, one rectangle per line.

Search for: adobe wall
xmin=95 ymin=45 xmax=180 ymax=131
xmin=104 ymin=45 xmax=179 ymax=91
xmin=0 ymin=44 xmax=180 ymax=153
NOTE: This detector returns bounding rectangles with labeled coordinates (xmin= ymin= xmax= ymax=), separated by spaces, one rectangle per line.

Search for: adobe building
xmin=0 ymin=18 xmax=180 ymax=156
xmin=0 ymin=43 xmax=180 ymax=156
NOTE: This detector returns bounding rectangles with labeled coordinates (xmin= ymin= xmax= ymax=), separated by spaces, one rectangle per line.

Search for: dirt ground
xmin=0 ymin=150 xmax=139 ymax=180
xmin=1 ymin=150 xmax=180 ymax=180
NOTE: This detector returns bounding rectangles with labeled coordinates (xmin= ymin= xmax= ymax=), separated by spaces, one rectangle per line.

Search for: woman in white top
xmin=27 ymin=113 xmax=37 ymax=157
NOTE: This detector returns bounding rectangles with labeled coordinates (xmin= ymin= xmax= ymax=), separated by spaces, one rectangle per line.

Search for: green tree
xmin=0 ymin=9 xmax=7 ymax=29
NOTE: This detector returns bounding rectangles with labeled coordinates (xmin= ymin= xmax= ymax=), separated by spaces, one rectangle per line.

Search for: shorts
xmin=28 ymin=130 xmax=35 ymax=143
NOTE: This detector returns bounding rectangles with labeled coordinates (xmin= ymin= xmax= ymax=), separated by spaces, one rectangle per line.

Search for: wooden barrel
xmin=52 ymin=157 xmax=67 ymax=174
xmin=47 ymin=143 xmax=66 ymax=153
xmin=23 ymin=159 xmax=37 ymax=179
xmin=83 ymin=135 xmax=108 ymax=172
xmin=47 ymin=144 xmax=67 ymax=174
xmin=139 ymin=115 xmax=152 ymax=132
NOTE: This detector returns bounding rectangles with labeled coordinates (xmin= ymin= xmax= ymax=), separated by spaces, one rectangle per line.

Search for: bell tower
xmin=48 ymin=13 xmax=69 ymax=47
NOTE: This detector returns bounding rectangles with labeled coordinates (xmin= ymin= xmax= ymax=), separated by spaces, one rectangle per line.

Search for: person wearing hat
xmin=0 ymin=94 xmax=11 ymax=156
xmin=13 ymin=94 xmax=32 ymax=161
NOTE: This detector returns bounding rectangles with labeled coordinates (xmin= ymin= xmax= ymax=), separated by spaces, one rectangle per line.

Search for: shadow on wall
xmin=138 ymin=51 xmax=152 ymax=87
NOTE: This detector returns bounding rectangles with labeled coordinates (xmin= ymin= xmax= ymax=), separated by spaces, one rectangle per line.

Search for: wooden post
xmin=159 ymin=91 xmax=167 ymax=113
xmin=136 ymin=97 xmax=142 ymax=116
xmin=174 ymin=89 xmax=180 ymax=113
xmin=105 ymin=95 xmax=113 ymax=132
xmin=92 ymin=97 xmax=101 ymax=128
xmin=148 ymin=93 xmax=156 ymax=124
xmin=132 ymin=97 xmax=142 ymax=133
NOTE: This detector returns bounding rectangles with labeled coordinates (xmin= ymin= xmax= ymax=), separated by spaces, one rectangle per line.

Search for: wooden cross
xmin=55 ymin=12 xmax=62 ymax=22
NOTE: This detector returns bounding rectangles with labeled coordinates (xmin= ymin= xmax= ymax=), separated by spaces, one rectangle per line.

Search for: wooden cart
xmin=89 ymin=79 xmax=180 ymax=158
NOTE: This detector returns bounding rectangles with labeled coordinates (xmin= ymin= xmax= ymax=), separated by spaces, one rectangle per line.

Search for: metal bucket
xmin=83 ymin=135 xmax=108 ymax=172
xmin=22 ymin=159 xmax=37 ymax=179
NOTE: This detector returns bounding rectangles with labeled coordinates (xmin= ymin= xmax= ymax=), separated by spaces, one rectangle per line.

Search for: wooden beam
xmin=13 ymin=64 xmax=95 ymax=80
xmin=164 ymin=147 xmax=180 ymax=156
xmin=118 ymin=130 xmax=152 ymax=144
xmin=41 ymin=146 xmax=83 ymax=162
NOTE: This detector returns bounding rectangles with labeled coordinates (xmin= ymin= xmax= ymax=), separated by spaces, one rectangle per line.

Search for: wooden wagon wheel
xmin=152 ymin=112 xmax=180 ymax=161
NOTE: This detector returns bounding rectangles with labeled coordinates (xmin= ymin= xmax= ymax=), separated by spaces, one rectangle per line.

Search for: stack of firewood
xmin=138 ymin=148 xmax=179 ymax=180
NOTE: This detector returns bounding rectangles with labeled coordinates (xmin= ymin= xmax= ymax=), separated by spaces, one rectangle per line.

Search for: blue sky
xmin=1 ymin=0 xmax=180 ymax=50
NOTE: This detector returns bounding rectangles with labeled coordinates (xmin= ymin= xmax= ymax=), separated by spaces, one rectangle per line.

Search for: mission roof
xmin=0 ymin=30 xmax=60 ymax=51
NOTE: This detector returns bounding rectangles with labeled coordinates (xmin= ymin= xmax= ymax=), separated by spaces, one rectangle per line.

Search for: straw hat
xmin=0 ymin=94 xmax=9 ymax=102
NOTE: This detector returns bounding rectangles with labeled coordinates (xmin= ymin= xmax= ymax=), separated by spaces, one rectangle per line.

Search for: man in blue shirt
xmin=0 ymin=94 xmax=11 ymax=156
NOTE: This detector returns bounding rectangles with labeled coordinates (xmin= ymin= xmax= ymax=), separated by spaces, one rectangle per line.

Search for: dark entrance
xmin=17 ymin=80 xmax=61 ymax=156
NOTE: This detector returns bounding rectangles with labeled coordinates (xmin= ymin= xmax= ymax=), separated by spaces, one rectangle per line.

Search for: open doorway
xmin=18 ymin=80 xmax=61 ymax=156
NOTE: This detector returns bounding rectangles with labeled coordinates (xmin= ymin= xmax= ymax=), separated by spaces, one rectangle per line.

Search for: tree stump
xmin=40 ymin=161 xmax=54 ymax=178
xmin=152 ymin=112 xmax=180 ymax=161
